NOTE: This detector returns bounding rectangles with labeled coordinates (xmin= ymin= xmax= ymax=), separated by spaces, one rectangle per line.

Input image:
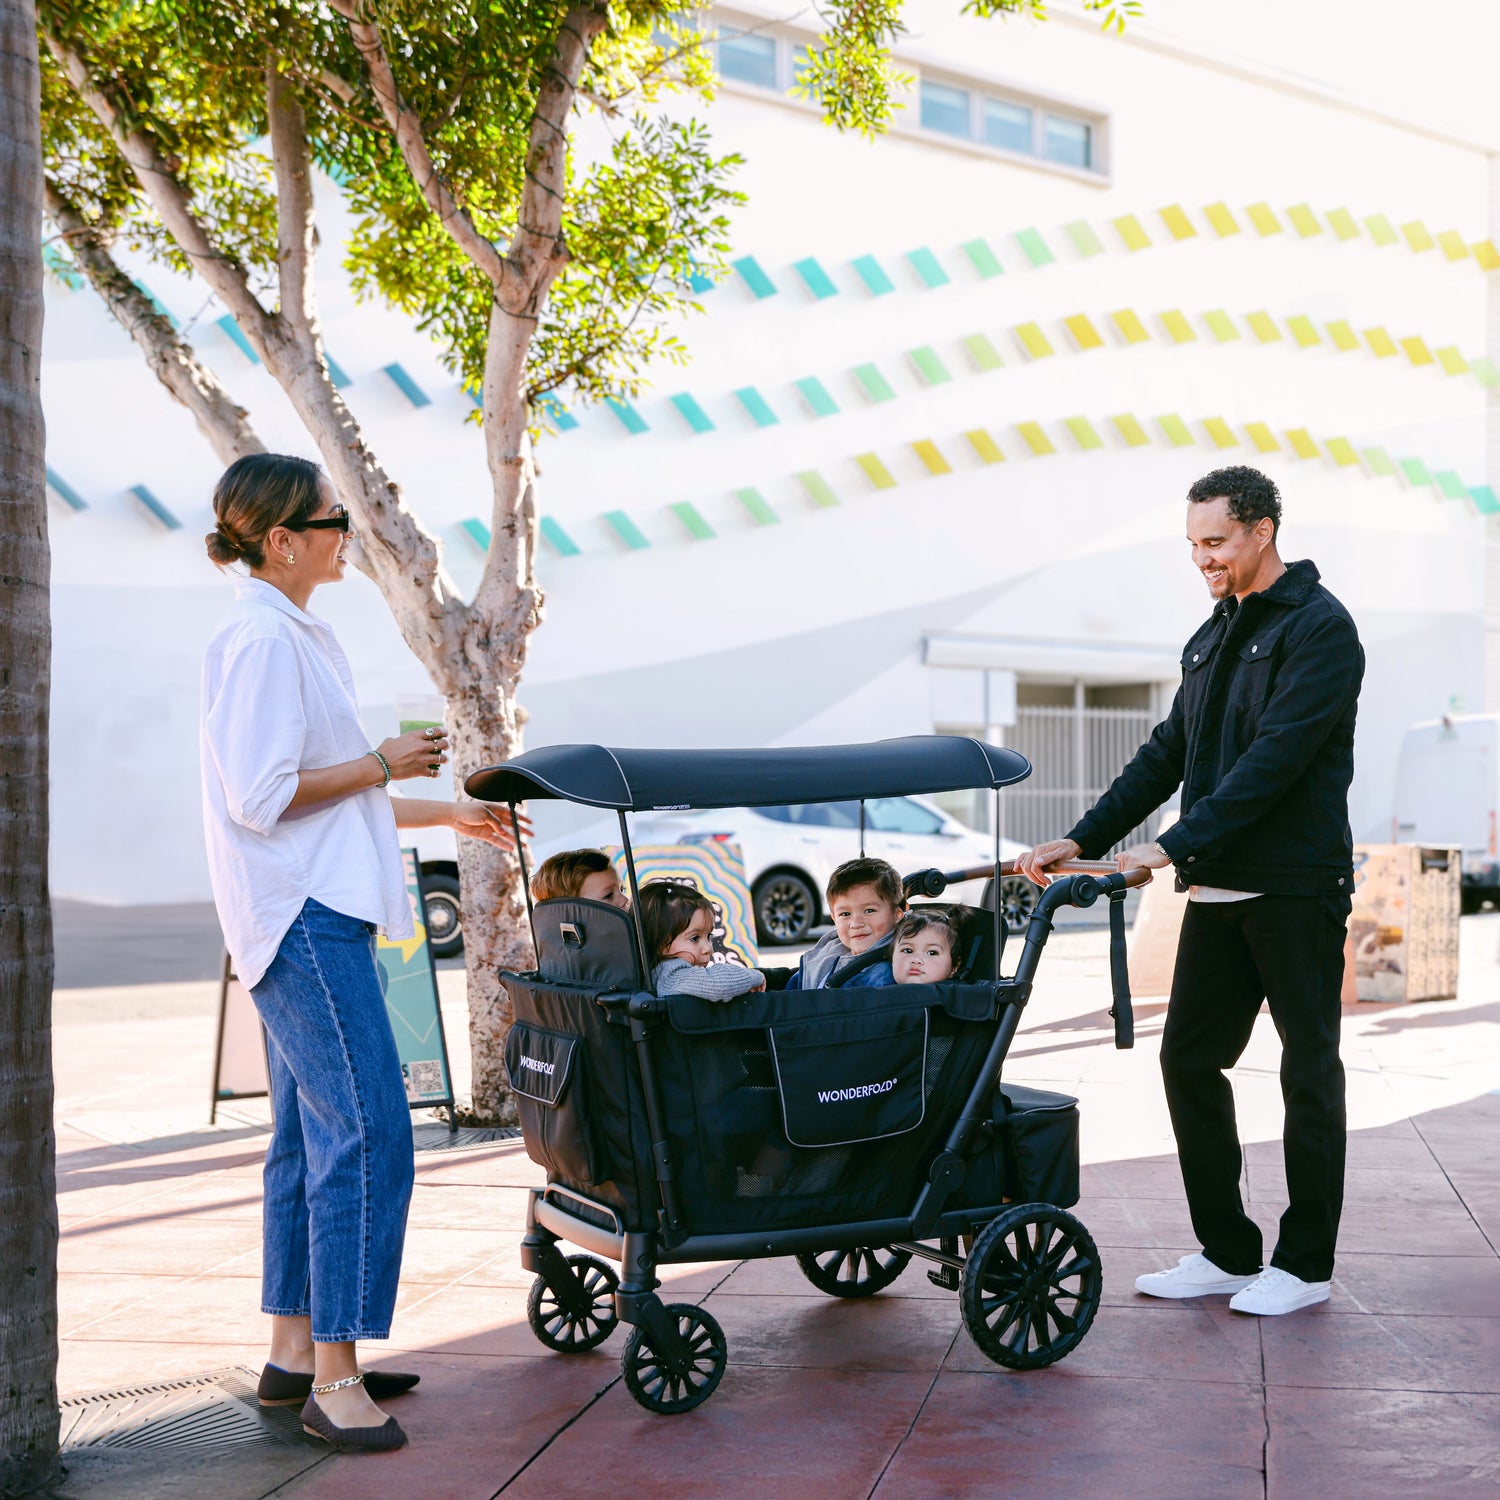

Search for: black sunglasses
xmin=288 ymin=506 xmax=350 ymax=533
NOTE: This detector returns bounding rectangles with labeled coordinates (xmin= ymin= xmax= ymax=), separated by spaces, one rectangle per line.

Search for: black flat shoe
xmin=258 ymin=1363 xmax=421 ymax=1407
xmin=300 ymin=1395 xmax=407 ymax=1453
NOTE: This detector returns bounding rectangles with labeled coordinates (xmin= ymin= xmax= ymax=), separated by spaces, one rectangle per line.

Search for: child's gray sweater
xmin=652 ymin=957 xmax=765 ymax=1002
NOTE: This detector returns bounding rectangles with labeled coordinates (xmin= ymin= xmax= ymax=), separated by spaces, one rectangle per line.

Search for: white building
xmin=41 ymin=1 xmax=1500 ymax=903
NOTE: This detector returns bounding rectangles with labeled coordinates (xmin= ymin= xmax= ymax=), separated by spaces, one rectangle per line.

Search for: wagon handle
xmin=905 ymin=860 xmax=1156 ymax=898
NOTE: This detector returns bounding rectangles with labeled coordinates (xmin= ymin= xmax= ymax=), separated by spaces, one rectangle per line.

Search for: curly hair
xmin=1187 ymin=465 xmax=1282 ymax=539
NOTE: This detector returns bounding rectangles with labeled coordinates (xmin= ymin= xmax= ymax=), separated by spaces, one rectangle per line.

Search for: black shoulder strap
xmin=1108 ymin=890 xmax=1134 ymax=1049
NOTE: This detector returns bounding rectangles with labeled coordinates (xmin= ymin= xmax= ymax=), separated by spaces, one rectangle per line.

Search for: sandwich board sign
xmin=210 ymin=849 xmax=457 ymax=1128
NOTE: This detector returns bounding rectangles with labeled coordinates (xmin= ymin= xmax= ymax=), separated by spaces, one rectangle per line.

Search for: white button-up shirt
xmin=200 ymin=577 xmax=413 ymax=989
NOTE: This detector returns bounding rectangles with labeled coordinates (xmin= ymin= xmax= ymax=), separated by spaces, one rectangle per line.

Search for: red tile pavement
xmin=48 ymin=924 xmax=1500 ymax=1498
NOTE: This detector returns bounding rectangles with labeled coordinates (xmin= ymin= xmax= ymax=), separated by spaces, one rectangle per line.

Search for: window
xmin=982 ymin=98 xmax=1032 ymax=154
xmin=920 ymin=80 xmax=972 ymax=138
xmin=753 ymin=802 xmax=861 ymax=828
xmin=917 ymin=71 xmax=1100 ymax=173
xmin=1044 ymin=114 xmax=1092 ymax=169
xmin=866 ymin=797 xmax=945 ymax=836
xmin=718 ymin=27 xmax=778 ymax=89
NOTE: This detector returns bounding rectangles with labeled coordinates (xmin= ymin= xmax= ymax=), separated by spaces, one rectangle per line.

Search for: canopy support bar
xmin=618 ymin=810 xmax=652 ymax=988
xmin=509 ymin=801 xmax=537 ymax=955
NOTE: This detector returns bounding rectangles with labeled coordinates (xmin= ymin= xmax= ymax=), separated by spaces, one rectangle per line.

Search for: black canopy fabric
xmin=463 ymin=736 xmax=1031 ymax=811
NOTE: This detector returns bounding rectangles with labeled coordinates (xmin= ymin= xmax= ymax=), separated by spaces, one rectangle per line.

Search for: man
xmin=1018 ymin=466 xmax=1364 ymax=1316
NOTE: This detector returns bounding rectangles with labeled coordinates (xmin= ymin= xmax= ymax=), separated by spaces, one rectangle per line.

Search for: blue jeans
xmin=250 ymin=898 xmax=415 ymax=1341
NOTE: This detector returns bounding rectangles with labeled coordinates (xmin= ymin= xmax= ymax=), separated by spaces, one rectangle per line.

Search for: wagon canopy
xmin=464 ymin=736 xmax=1031 ymax=812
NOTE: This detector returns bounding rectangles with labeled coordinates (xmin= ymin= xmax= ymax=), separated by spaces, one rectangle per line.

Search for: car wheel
xmin=983 ymin=875 xmax=1039 ymax=935
xmin=753 ymin=870 xmax=818 ymax=946
xmin=422 ymin=872 xmax=464 ymax=959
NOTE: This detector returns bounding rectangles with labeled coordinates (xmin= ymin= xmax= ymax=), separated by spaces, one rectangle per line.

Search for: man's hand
xmin=448 ymin=801 xmax=533 ymax=851
xmin=1015 ymin=838 xmax=1082 ymax=886
xmin=1116 ymin=841 xmax=1172 ymax=875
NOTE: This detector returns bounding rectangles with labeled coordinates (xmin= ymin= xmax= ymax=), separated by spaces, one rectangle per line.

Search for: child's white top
xmin=199 ymin=577 xmax=412 ymax=989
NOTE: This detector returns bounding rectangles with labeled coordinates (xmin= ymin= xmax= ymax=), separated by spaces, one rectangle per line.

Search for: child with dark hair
xmin=892 ymin=908 xmax=964 ymax=984
xmin=530 ymin=848 xmax=628 ymax=908
xmin=638 ymin=880 xmax=765 ymax=1001
xmin=788 ymin=856 xmax=906 ymax=990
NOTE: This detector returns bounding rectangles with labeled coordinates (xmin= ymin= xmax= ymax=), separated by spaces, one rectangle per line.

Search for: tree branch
xmin=503 ymin=4 xmax=609 ymax=312
xmin=44 ymin=179 xmax=265 ymax=465
xmin=41 ymin=28 xmax=280 ymax=358
xmin=327 ymin=0 xmax=513 ymax=294
xmin=266 ymin=60 xmax=317 ymax=346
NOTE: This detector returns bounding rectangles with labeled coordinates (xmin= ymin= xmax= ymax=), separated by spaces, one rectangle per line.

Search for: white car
xmin=535 ymin=795 xmax=1036 ymax=946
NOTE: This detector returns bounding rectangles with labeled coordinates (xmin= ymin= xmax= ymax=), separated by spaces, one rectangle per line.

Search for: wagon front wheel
xmin=796 ymin=1245 xmax=912 ymax=1298
xmin=526 ymin=1253 xmax=619 ymax=1353
xmin=621 ymin=1303 xmax=727 ymax=1414
xmin=960 ymin=1203 xmax=1101 ymax=1369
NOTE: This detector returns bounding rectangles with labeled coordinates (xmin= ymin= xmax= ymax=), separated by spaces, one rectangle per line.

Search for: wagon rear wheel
xmin=621 ymin=1303 xmax=727 ymax=1414
xmin=796 ymin=1245 xmax=912 ymax=1298
xmin=526 ymin=1253 xmax=619 ymax=1353
xmin=960 ymin=1203 xmax=1101 ymax=1369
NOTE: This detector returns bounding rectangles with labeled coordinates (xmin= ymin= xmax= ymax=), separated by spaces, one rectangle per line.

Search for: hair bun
xmin=205 ymin=522 xmax=243 ymax=566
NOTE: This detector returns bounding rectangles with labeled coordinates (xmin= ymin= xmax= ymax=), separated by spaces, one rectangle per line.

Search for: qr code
xmin=403 ymin=1059 xmax=445 ymax=1100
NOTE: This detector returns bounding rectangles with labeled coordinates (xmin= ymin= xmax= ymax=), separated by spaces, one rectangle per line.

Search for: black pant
xmin=1160 ymin=894 xmax=1350 ymax=1283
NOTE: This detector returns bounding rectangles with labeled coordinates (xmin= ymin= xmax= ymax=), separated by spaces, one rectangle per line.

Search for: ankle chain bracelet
xmin=311 ymin=1372 xmax=366 ymax=1395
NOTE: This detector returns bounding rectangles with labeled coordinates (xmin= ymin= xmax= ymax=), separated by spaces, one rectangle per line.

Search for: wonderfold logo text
xmin=816 ymin=1077 xmax=898 ymax=1104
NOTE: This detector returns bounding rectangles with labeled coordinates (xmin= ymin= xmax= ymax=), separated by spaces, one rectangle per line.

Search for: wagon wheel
xmin=526 ymin=1254 xmax=619 ymax=1353
xmin=959 ymin=1203 xmax=1102 ymax=1370
xmin=621 ymin=1304 xmax=728 ymax=1414
xmin=795 ymin=1245 xmax=913 ymax=1298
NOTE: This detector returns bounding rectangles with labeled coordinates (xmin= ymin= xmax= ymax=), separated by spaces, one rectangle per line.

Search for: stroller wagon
xmin=466 ymin=737 xmax=1147 ymax=1415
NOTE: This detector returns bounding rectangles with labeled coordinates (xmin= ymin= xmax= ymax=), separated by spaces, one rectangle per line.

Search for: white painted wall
xmin=41 ymin=4 xmax=1496 ymax=900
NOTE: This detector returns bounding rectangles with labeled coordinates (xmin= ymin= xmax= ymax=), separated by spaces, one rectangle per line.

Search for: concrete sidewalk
xmin=51 ymin=921 xmax=1500 ymax=1498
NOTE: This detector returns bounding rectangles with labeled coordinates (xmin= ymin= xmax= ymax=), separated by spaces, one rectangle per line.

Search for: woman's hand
xmin=378 ymin=727 xmax=450 ymax=781
xmin=448 ymin=801 xmax=532 ymax=851
xmin=1014 ymin=838 xmax=1081 ymax=886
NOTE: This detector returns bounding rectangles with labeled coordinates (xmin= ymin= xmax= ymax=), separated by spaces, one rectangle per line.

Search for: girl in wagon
xmin=638 ymin=880 xmax=766 ymax=1000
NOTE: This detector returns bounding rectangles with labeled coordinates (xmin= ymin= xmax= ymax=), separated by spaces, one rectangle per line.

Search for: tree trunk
xmin=0 ymin=0 xmax=61 ymax=1492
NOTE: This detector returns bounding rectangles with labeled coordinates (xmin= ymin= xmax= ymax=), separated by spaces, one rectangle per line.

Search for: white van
xmin=1393 ymin=714 xmax=1499 ymax=910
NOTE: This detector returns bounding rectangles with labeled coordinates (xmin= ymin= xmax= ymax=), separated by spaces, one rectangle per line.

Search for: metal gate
xmin=1004 ymin=702 xmax=1166 ymax=853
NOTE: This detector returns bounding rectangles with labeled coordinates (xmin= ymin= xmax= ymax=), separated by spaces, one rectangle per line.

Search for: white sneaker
xmin=1134 ymin=1253 xmax=1260 ymax=1299
xmin=1229 ymin=1266 xmax=1331 ymax=1316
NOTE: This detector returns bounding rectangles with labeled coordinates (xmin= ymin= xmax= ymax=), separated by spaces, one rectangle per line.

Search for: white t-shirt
xmin=199 ymin=578 xmax=413 ymax=989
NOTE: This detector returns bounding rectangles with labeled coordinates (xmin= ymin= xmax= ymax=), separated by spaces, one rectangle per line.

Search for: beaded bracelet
xmin=366 ymin=748 xmax=392 ymax=787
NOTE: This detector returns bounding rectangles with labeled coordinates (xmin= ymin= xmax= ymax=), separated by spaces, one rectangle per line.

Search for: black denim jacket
xmin=1066 ymin=559 xmax=1364 ymax=895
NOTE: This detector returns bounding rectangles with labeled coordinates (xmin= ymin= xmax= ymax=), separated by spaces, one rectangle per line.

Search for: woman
xmin=201 ymin=453 xmax=517 ymax=1453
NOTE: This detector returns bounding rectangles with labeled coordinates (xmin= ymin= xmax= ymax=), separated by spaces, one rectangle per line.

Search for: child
xmin=788 ymin=857 xmax=905 ymax=990
xmin=639 ymin=880 xmax=766 ymax=1001
xmin=892 ymin=908 xmax=963 ymax=984
xmin=531 ymin=848 xmax=629 ymax=909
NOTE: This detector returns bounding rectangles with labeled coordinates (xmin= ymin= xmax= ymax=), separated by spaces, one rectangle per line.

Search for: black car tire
xmin=422 ymin=872 xmax=464 ymax=960
xmin=753 ymin=869 xmax=818 ymax=946
xmin=982 ymin=875 xmax=1040 ymax=935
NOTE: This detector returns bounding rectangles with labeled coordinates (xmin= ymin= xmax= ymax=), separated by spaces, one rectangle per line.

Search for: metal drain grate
xmin=413 ymin=1124 xmax=521 ymax=1153
xmin=61 ymin=1368 xmax=319 ymax=1452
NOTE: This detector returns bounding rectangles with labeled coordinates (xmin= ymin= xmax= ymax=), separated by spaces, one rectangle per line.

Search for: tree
xmin=39 ymin=0 xmax=741 ymax=1118
xmin=37 ymin=1 xmax=1136 ymax=1117
xmin=0 ymin=0 xmax=61 ymax=1490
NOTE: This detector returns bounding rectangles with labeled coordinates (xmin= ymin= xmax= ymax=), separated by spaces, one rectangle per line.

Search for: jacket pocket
xmin=505 ymin=1021 xmax=600 ymax=1185
xmin=1233 ymin=637 xmax=1275 ymax=710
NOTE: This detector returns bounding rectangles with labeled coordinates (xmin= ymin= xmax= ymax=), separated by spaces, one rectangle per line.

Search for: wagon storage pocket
xmin=504 ymin=1021 xmax=599 ymax=1185
xmin=769 ymin=1009 xmax=928 ymax=1147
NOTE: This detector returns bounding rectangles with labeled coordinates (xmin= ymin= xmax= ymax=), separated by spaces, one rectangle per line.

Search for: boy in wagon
xmin=787 ymin=857 xmax=905 ymax=989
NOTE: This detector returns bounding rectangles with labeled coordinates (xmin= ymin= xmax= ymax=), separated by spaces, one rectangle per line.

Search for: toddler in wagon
xmin=639 ymin=880 xmax=766 ymax=1001
xmin=787 ymin=857 xmax=906 ymax=989
xmin=531 ymin=848 xmax=630 ymax=909
xmin=891 ymin=908 xmax=963 ymax=984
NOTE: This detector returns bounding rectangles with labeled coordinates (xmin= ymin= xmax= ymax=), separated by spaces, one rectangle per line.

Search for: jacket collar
xmin=1213 ymin=558 xmax=1320 ymax=619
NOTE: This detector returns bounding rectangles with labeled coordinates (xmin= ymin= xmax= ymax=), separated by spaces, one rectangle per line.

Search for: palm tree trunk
xmin=0 ymin=0 xmax=61 ymax=1491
